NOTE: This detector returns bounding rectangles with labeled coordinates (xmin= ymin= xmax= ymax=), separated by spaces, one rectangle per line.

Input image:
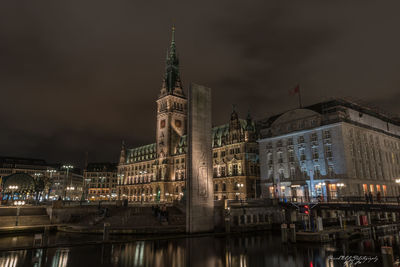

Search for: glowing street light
xmin=62 ymin=165 xmax=74 ymax=200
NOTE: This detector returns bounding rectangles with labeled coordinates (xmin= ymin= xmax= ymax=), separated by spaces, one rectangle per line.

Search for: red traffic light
xmin=304 ymin=205 xmax=309 ymax=209
xmin=305 ymin=210 xmax=309 ymax=215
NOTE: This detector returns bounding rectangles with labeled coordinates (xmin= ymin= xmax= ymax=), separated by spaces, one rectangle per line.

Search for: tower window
xmin=160 ymin=120 xmax=166 ymax=128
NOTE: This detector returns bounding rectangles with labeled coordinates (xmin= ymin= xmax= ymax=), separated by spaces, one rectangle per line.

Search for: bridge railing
xmin=280 ymin=196 xmax=400 ymax=205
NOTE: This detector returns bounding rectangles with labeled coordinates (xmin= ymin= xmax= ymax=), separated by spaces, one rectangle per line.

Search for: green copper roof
xmin=126 ymin=143 xmax=156 ymax=163
xmin=124 ymin=119 xmax=256 ymax=161
xmin=164 ymin=27 xmax=181 ymax=94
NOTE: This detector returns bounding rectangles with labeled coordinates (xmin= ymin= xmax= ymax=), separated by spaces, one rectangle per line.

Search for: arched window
xmin=222 ymin=183 xmax=226 ymax=192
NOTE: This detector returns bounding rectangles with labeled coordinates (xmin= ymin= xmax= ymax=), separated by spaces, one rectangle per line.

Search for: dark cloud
xmin=0 ymin=0 xmax=399 ymax=166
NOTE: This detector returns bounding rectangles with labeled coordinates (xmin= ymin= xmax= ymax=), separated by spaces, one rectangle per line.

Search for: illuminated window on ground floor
xmin=369 ymin=184 xmax=375 ymax=194
xmin=376 ymin=185 xmax=381 ymax=193
xmin=363 ymin=184 xmax=367 ymax=194
xmin=269 ymin=186 xmax=274 ymax=195
xmin=329 ymin=184 xmax=337 ymax=199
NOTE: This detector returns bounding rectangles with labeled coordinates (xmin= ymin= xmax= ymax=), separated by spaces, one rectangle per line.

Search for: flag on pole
xmin=289 ymin=84 xmax=300 ymax=95
xmin=289 ymin=84 xmax=302 ymax=108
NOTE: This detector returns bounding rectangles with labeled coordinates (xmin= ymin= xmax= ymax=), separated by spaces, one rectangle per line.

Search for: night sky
xmin=1 ymin=1 xmax=400 ymax=166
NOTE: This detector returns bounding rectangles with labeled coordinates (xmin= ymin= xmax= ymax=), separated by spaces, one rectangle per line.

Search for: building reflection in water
xmin=108 ymin=235 xmax=329 ymax=267
xmin=51 ymin=248 xmax=69 ymax=267
xmin=3 ymin=232 xmax=400 ymax=267
xmin=0 ymin=250 xmax=26 ymax=267
xmin=112 ymin=240 xmax=186 ymax=267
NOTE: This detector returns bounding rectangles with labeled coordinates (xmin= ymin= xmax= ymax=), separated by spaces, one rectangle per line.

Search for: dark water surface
xmin=0 ymin=232 xmax=398 ymax=267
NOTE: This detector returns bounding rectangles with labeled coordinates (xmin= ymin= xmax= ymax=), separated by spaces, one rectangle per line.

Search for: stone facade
xmin=84 ymin=162 xmax=117 ymax=201
xmin=117 ymin=29 xmax=259 ymax=203
xmin=258 ymin=99 xmax=400 ymax=199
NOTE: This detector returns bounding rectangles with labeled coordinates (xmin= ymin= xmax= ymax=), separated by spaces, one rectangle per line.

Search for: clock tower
xmin=156 ymin=27 xmax=187 ymax=180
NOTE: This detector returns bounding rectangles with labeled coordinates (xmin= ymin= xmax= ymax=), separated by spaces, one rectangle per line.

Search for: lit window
xmin=312 ymin=147 xmax=319 ymax=159
xmin=290 ymin=167 xmax=295 ymax=177
xmin=323 ymin=130 xmax=331 ymax=139
xmin=311 ymin=133 xmax=318 ymax=142
xmin=325 ymin=145 xmax=333 ymax=158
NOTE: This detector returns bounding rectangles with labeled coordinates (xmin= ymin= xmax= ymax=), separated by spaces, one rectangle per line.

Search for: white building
xmin=258 ymin=99 xmax=400 ymax=200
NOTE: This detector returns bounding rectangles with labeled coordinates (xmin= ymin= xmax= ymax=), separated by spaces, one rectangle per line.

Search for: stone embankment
xmin=0 ymin=207 xmax=50 ymax=228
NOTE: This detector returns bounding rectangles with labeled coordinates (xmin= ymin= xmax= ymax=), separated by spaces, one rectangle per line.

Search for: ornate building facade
xmin=258 ymin=99 xmax=400 ymax=200
xmin=117 ymin=29 xmax=260 ymax=203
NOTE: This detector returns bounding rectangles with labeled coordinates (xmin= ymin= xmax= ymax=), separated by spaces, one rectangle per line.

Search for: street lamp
xmin=46 ymin=169 xmax=56 ymax=200
xmin=34 ymin=173 xmax=43 ymax=202
xmin=66 ymin=186 xmax=75 ymax=200
xmin=238 ymin=183 xmax=244 ymax=200
xmin=117 ymin=173 xmax=124 ymax=201
xmin=62 ymin=165 xmax=74 ymax=200
xmin=8 ymin=185 xmax=18 ymax=201
xmin=84 ymin=177 xmax=91 ymax=201
xmin=396 ymin=179 xmax=400 ymax=198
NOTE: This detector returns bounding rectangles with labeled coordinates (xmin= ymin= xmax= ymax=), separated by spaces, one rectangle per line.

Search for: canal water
xmin=0 ymin=232 xmax=397 ymax=267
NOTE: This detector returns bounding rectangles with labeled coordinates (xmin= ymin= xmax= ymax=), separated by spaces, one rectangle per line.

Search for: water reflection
xmin=112 ymin=240 xmax=186 ymax=267
xmin=0 ymin=250 xmax=26 ymax=267
xmin=51 ymin=249 xmax=69 ymax=267
xmin=0 ymin=232 xmax=393 ymax=267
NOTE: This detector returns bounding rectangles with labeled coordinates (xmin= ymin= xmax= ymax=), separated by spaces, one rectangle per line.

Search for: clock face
xmin=160 ymin=120 xmax=166 ymax=128
xmin=175 ymin=119 xmax=182 ymax=128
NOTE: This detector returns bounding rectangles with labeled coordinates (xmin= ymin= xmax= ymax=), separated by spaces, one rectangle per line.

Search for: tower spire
xmin=169 ymin=25 xmax=177 ymax=63
xmin=171 ymin=25 xmax=175 ymax=44
xmin=160 ymin=26 xmax=183 ymax=97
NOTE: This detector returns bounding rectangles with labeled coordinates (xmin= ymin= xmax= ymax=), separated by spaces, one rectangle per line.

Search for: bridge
xmin=278 ymin=196 xmax=400 ymax=212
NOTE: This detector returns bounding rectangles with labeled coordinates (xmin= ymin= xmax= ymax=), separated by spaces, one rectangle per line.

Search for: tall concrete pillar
xmin=186 ymin=84 xmax=214 ymax=233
